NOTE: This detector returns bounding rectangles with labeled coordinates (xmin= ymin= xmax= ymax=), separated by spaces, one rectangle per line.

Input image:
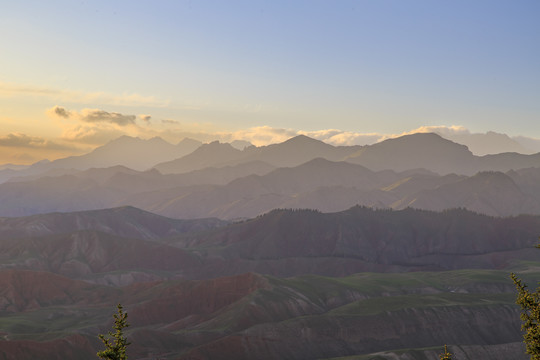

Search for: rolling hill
xmin=0 ymin=269 xmax=533 ymax=360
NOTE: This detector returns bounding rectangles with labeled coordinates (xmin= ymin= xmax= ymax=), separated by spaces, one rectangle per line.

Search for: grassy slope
xmin=0 ymin=265 xmax=537 ymax=359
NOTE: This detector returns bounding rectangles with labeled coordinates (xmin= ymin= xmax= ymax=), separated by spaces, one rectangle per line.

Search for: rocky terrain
xmin=0 ymin=269 xmax=534 ymax=360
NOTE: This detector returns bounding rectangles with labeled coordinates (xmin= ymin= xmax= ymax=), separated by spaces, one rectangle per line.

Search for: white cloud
xmin=218 ymin=126 xmax=299 ymax=146
xmin=401 ymin=125 xmax=470 ymax=137
xmin=300 ymin=129 xmax=383 ymax=146
xmin=209 ymin=126 xmax=384 ymax=147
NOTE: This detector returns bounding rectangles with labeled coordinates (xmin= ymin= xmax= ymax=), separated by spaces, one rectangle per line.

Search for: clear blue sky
xmin=0 ymin=0 xmax=539 ymax=162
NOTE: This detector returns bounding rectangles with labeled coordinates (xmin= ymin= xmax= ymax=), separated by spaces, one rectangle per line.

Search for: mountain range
xmin=2 ymin=130 xmax=540 ymax=360
xmin=3 ymin=152 xmax=540 ymax=218
xmin=0 ymin=205 xmax=537 ymax=359
xmin=0 ymin=136 xmax=202 ymax=183
xmin=1 ymin=206 xmax=538 ymax=281
xmin=4 ymin=131 xmax=540 ymax=185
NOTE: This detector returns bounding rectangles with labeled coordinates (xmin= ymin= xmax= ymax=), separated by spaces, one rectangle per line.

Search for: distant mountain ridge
xmin=2 ymin=133 xmax=540 ymax=218
xmin=441 ymin=130 xmax=533 ymax=155
xmin=52 ymin=136 xmax=202 ymax=171
xmin=0 ymin=136 xmax=203 ymax=183
xmin=0 ymin=205 xmax=226 ymax=240
xmin=3 ymin=156 xmax=540 ymax=218
xmin=1 ymin=205 xmax=539 ymax=280
xmin=3 ymin=132 xmax=540 ymax=184
xmin=154 ymin=134 xmax=362 ymax=174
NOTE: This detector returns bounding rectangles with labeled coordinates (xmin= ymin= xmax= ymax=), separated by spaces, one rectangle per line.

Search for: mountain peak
xmin=147 ymin=136 xmax=170 ymax=145
xmin=346 ymin=132 xmax=474 ymax=174
xmin=284 ymin=135 xmax=324 ymax=145
xmin=108 ymin=135 xmax=141 ymax=144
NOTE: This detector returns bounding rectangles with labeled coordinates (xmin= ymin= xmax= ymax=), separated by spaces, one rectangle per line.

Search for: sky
xmin=1 ymin=0 xmax=539 ymax=164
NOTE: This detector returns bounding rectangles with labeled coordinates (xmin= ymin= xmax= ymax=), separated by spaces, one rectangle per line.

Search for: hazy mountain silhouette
xmin=514 ymin=135 xmax=540 ymax=153
xmin=2 ymin=133 xmax=540 ymax=218
xmin=153 ymin=135 xmax=361 ymax=174
xmin=230 ymin=139 xmax=253 ymax=149
xmin=0 ymin=136 xmax=203 ymax=183
xmin=126 ymin=158 xmax=403 ymax=219
xmin=346 ymin=132 xmax=540 ymax=175
xmin=0 ymin=161 xmax=277 ymax=216
xmin=3 ymin=157 xmax=540 ymax=218
xmin=477 ymin=152 xmax=540 ymax=172
xmin=154 ymin=141 xmax=245 ymax=174
xmin=4 ymin=132 xmax=540 ymax=184
xmin=54 ymin=136 xmax=202 ymax=170
xmin=393 ymin=171 xmax=539 ymax=216
xmin=240 ymin=134 xmax=361 ymax=167
xmin=346 ymin=133 xmax=476 ymax=174
xmin=440 ymin=130 xmax=533 ymax=155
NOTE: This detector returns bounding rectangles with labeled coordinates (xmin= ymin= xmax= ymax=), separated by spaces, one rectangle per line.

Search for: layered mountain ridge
xmin=1 ymin=131 xmax=540 ymax=360
xmin=3 ymin=153 xmax=540 ymax=219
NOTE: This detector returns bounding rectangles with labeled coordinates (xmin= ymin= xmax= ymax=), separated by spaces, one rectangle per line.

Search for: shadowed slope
xmin=0 ymin=206 xmax=226 ymax=240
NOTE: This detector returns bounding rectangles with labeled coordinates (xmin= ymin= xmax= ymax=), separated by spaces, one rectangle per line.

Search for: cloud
xmin=140 ymin=114 xmax=152 ymax=123
xmin=47 ymin=106 xmax=136 ymax=126
xmin=0 ymin=81 xmax=169 ymax=107
xmin=46 ymin=105 xmax=72 ymax=119
xmin=218 ymin=126 xmax=299 ymax=146
xmin=11 ymin=153 xmax=37 ymax=163
xmin=402 ymin=125 xmax=470 ymax=137
xmin=44 ymin=105 xmax=477 ymax=151
xmin=162 ymin=119 xmax=180 ymax=125
xmin=79 ymin=109 xmax=136 ymax=126
xmin=46 ymin=106 xmax=142 ymax=145
xmin=300 ymin=129 xmax=383 ymax=146
xmin=60 ymin=125 xmax=128 ymax=145
xmin=210 ymin=126 xmax=384 ymax=147
xmin=211 ymin=125 xmax=472 ymax=147
xmin=0 ymin=133 xmax=73 ymax=150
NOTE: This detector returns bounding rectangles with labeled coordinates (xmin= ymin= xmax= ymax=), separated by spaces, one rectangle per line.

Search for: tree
xmin=439 ymin=344 xmax=452 ymax=360
xmin=512 ymin=242 xmax=540 ymax=360
xmin=97 ymin=303 xmax=130 ymax=360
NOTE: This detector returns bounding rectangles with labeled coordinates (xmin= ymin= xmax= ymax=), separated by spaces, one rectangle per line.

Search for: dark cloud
xmin=80 ymin=109 xmax=136 ymax=126
xmin=52 ymin=105 xmax=72 ymax=118
xmin=47 ymin=105 xmax=73 ymax=119
xmin=47 ymin=106 xmax=135 ymax=126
